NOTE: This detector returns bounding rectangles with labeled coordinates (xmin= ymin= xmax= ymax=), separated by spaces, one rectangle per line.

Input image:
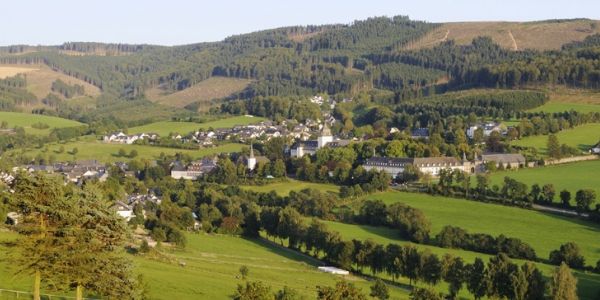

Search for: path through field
xmin=508 ymin=30 xmax=518 ymax=50
xmin=441 ymin=30 xmax=450 ymax=42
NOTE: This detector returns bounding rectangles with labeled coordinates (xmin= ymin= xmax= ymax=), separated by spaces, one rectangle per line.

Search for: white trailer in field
xmin=318 ymin=266 xmax=349 ymax=275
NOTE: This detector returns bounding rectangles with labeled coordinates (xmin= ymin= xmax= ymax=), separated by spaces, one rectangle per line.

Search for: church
xmin=289 ymin=123 xmax=349 ymax=158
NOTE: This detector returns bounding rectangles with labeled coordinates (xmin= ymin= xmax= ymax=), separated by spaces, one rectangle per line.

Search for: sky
xmin=1 ymin=0 xmax=599 ymax=46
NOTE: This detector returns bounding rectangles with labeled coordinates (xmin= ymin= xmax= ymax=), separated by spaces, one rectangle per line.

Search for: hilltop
xmin=0 ymin=16 xmax=599 ymax=125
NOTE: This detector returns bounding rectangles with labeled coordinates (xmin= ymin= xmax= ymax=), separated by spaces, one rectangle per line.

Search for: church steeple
xmin=247 ymin=142 xmax=257 ymax=170
xmin=318 ymin=122 xmax=333 ymax=148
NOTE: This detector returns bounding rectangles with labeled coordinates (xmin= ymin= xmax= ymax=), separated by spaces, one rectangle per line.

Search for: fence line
xmin=0 ymin=288 xmax=98 ymax=300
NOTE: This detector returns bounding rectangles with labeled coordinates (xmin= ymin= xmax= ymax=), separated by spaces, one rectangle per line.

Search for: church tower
xmin=247 ymin=143 xmax=257 ymax=170
xmin=317 ymin=122 xmax=333 ymax=148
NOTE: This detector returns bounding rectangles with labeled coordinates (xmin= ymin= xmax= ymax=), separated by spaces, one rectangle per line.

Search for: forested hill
xmin=1 ymin=16 xmax=600 ymax=124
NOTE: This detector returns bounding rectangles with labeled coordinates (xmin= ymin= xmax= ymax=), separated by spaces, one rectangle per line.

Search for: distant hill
xmin=405 ymin=19 xmax=600 ymax=51
xmin=1 ymin=16 xmax=600 ymax=125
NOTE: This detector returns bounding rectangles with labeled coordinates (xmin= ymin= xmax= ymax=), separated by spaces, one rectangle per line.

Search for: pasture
xmin=146 ymin=76 xmax=252 ymax=111
xmin=128 ymin=115 xmax=265 ymax=136
xmin=528 ymin=101 xmax=600 ymax=113
xmin=511 ymin=123 xmax=600 ymax=154
xmin=320 ymin=214 xmax=600 ymax=299
xmin=0 ymin=111 xmax=84 ymax=135
xmin=6 ymin=135 xmax=244 ymax=163
xmin=369 ymin=191 xmax=600 ymax=264
xmin=0 ymin=230 xmax=409 ymax=299
xmin=489 ymin=160 xmax=600 ymax=201
xmin=240 ymin=179 xmax=340 ymax=196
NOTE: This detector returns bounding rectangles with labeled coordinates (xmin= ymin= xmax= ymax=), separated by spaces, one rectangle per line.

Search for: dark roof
xmin=411 ymin=128 xmax=429 ymax=138
xmin=292 ymin=140 xmax=319 ymax=149
xmin=364 ymin=157 xmax=414 ymax=167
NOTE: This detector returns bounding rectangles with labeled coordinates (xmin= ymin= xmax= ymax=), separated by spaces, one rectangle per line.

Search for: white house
xmin=467 ymin=122 xmax=505 ymax=139
xmin=113 ymin=201 xmax=133 ymax=221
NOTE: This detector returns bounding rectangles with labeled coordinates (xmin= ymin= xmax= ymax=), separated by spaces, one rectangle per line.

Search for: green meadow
xmin=240 ymin=179 xmax=340 ymax=196
xmin=368 ymin=191 xmax=600 ymax=264
xmin=511 ymin=123 xmax=600 ymax=154
xmin=128 ymin=115 xmax=266 ymax=136
xmin=488 ymin=160 xmax=600 ymax=201
xmin=6 ymin=135 xmax=244 ymax=163
xmin=0 ymin=230 xmax=410 ymax=300
xmin=0 ymin=111 xmax=83 ymax=136
xmin=528 ymin=101 xmax=600 ymax=113
xmin=321 ymin=190 xmax=600 ymax=299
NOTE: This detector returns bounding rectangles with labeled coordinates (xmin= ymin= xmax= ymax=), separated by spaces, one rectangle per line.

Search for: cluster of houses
xmin=289 ymin=123 xmax=352 ymax=158
xmin=363 ymin=153 xmax=531 ymax=178
xmin=170 ymin=157 xmax=219 ymax=180
xmin=15 ymin=160 xmax=108 ymax=183
xmin=113 ymin=192 xmax=162 ymax=221
xmin=103 ymin=132 xmax=159 ymax=144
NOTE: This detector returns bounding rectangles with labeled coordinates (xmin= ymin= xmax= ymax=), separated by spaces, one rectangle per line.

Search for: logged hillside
xmin=146 ymin=76 xmax=252 ymax=111
xmin=406 ymin=19 xmax=600 ymax=50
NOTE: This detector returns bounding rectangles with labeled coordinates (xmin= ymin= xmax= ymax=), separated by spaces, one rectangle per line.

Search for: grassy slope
xmin=146 ymin=77 xmax=252 ymax=111
xmin=489 ymin=160 xmax=600 ymax=200
xmin=0 ymin=111 xmax=83 ymax=135
xmin=321 ymin=214 xmax=600 ymax=299
xmin=240 ymin=179 xmax=340 ymax=196
xmin=528 ymin=101 xmax=600 ymax=113
xmin=128 ymin=116 xmax=266 ymax=136
xmin=326 ymin=190 xmax=600 ymax=299
xmin=511 ymin=123 xmax=600 ymax=154
xmin=0 ymin=230 xmax=410 ymax=299
xmin=6 ymin=135 xmax=244 ymax=163
xmin=406 ymin=20 xmax=600 ymax=51
xmin=0 ymin=64 xmax=101 ymax=99
xmin=369 ymin=191 xmax=600 ymax=263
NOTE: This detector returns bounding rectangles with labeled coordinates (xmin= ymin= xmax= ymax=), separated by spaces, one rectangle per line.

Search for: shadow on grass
xmin=242 ymin=237 xmax=322 ymax=268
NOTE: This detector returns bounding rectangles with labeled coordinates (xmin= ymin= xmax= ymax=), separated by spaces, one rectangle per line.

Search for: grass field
xmin=0 ymin=66 xmax=39 ymax=79
xmin=128 ymin=115 xmax=266 ymax=136
xmin=406 ymin=19 xmax=600 ymax=51
xmin=320 ymin=209 xmax=600 ymax=299
xmin=0 ymin=64 xmax=101 ymax=100
xmin=146 ymin=77 xmax=252 ymax=111
xmin=369 ymin=191 xmax=600 ymax=264
xmin=489 ymin=160 xmax=600 ymax=200
xmin=0 ymin=111 xmax=84 ymax=135
xmin=0 ymin=230 xmax=410 ymax=299
xmin=528 ymin=101 xmax=600 ymax=113
xmin=6 ymin=135 xmax=244 ymax=163
xmin=511 ymin=123 xmax=600 ymax=154
xmin=240 ymin=179 xmax=340 ymax=196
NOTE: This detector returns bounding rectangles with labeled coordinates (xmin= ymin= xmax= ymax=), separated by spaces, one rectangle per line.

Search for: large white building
xmin=363 ymin=156 xmax=468 ymax=178
xmin=290 ymin=123 xmax=334 ymax=158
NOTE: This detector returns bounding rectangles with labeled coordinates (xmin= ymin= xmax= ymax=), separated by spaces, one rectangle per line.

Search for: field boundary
xmin=545 ymin=154 xmax=598 ymax=165
xmin=0 ymin=288 xmax=98 ymax=300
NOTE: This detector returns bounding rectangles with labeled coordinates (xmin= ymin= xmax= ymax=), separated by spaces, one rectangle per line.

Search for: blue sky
xmin=2 ymin=0 xmax=599 ymax=46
